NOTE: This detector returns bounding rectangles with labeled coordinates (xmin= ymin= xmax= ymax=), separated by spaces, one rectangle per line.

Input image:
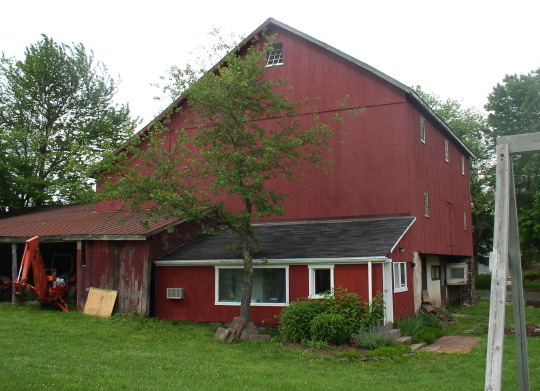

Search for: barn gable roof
xmin=0 ymin=204 xmax=180 ymax=242
xmin=129 ymin=18 xmax=473 ymax=158
xmin=158 ymin=216 xmax=415 ymax=262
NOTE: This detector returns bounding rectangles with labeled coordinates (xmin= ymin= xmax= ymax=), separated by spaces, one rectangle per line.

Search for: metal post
xmin=11 ymin=243 xmax=17 ymax=304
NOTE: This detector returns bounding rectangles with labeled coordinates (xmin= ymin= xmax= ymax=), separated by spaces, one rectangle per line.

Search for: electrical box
xmin=166 ymin=288 xmax=185 ymax=299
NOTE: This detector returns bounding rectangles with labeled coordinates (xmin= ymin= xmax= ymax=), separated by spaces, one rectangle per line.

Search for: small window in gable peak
xmin=266 ymin=42 xmax=284 ymax=67
xmin=420 ymin=117 xmax=426 ymax=144
xmin=445 ymin=139 xmax=449 ymax=162
xmin=461 ymin=155 xmax=465 ymax=175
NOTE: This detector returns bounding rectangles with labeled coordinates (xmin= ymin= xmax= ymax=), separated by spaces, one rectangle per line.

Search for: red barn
xmin=149 ymin=18 xmax=474 ymax=323
xmin=0 ymin=18 xmax=474 ymax=322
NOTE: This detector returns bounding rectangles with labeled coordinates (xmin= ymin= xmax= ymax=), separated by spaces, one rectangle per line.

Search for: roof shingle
xmin=161 ymin=216 xmax=415 ymax=261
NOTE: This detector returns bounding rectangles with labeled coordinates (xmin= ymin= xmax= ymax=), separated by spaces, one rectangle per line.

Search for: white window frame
xmin=424 ymin=192 xmax=430 ymax=218
xmin=444 ymin=139 xmax=449 ymax=162
xmin=461 ymin=155 xmax=465 ymax=175
xmin=266 ymin=42 xmax=284 ymax=67
xmin=393 ymin=262 xmax=408 ymax=292
xmin=308 ymin=264 xmax=334 ymax=298
xmin=420 ymin=116 xmax=426 ymax=144
xmin=215 ymin=265 xmax=289 ymax=306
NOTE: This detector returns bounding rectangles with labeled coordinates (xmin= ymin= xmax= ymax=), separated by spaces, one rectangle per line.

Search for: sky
xmin=1 ymin=0 xmax=538 ymax=127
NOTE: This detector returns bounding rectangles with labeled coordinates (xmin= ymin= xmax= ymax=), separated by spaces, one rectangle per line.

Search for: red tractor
xmin=13 ymin=236 xmax=76 ymax=311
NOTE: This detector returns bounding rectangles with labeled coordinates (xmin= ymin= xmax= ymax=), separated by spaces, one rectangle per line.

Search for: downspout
xmin=368 ymin=261 xmax=373 ymax=303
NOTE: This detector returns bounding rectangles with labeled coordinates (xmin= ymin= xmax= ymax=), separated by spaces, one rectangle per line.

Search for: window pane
xmin=431 ymin=265 xmax=440 ymax=280
xmin=267 ymin=42 xmax=284 ymax=66
xmin=400 ymin=264 xmax=406 ymax=287
xmin=218 ymin=269 xmax=243 ymax=302
xmin=218 ymin=268 xmax=286 ymax=303
xmin=450 ymin=267 xmax=465 ymax=279
xmin=314 ymin=269 xmax=331 ymax=294
xmin=253 ymin=268 xmax=286 ymax=303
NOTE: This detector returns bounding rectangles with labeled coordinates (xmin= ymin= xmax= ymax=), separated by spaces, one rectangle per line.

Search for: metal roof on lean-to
xmin=0 ymin=204 xmax=179 ymax=242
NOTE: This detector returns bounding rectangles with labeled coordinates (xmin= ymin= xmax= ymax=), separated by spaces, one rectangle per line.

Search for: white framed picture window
xmin=215 ymin=266 xmax=288 ymax=305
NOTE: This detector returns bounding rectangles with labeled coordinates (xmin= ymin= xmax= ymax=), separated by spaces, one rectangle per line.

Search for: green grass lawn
xmin=0 ymin=300 xmax=538 ymax=391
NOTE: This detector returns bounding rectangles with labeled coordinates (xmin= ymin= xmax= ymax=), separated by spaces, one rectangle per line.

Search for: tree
xmin=0 ymin=35 xmax=137 ymax=214
xmin=485 ymin=69 xmax=540 ymax=265
xmin=414 ymin=87 xmax=495 ymax=263
xmin=97 ymin=36 xmax=359 ymax=321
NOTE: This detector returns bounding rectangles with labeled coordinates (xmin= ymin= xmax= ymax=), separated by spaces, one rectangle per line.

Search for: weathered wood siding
xmin=78 ymin=240 xmax=150 ymax=315
xmin=76 ymin=221 xmax=197 ymax=316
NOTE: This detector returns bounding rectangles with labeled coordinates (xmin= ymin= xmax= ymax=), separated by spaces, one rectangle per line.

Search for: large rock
xmin=215 ymin=327 xmax=230 ymax=342
xmin=240 ymin=322 xmax=261 ymax=341
xmin=215 ymin=317 xmax=272 ymax=342
xmin=226 ymin=317 xmax=247 ymax=342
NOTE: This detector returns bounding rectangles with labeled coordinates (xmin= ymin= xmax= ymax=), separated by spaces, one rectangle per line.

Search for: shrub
xmin=394 ymin=314 xmax=424 ymax=338
xmin=417 ymin=312 xmax=443 ymax=329
xmin=475 ymin=273 xmax=492 ymax=290
xmin=361 ymin=293 xmax=386 ymax=331
xmin=412 ymin=327 xmax=441 ymax=344
xmin=301 ymin=339 xmax=329 ymax=349
xmin=310 ymin=312 xmax=351 ymax=345
xmin=524 ymin=270 xmax=540 ymax=281
xmin=279 ymin=288 xmax=385 ymax=345
xmin=321 ymin=289 xmax=365 ymax=335
xmin=354 ymin=324 xmax=397 ymax=350
xmin=279 ymin=299 xmax=323 ymax=343
xmin=394 ymin=312 xmax=444 ymax=343
xmin=336 ymin=349 xmax=364 ymax=360
xmin=366 ymin=344 xmax=411 ymax=358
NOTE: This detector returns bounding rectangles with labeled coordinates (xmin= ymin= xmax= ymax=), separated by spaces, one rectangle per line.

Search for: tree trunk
xmin=239 ymin=200 xmax=253 ymax=322
xmin=239 ymin=234 xmax=253 ymax=322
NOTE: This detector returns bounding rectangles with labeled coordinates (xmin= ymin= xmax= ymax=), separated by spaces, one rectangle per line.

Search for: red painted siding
xmin=404 ymin=105 xmax=473 ymax=256
xmin=94 ymin=22 xmax=473 ymax=321
xmin=156 ymin=263 xmax=385 ymax=323
xmin=96 ymin=28 xmax=473 ymax=260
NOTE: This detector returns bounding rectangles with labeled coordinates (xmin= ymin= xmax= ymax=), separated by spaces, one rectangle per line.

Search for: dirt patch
xmin=422 ymin=336 xmax=481 ymax=353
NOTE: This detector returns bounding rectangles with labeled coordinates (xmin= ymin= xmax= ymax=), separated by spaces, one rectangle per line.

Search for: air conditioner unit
xmin=167 ymin=288 xmax=185 ymax=299
xmin=446 ymin=263 xmax=468 ymax=285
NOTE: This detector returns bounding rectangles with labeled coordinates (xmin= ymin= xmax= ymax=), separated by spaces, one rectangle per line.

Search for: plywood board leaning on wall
xmin=83 ymin=287 xmax=118 ymax=318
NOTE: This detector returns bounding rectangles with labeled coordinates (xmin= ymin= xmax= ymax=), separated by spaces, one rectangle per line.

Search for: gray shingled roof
xmin=160 ymin=216 xmax=415 ymax=261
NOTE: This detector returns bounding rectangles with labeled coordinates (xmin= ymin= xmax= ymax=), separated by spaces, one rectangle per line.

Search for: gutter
xmin=155 ymin=256 xmax=390 ymax=266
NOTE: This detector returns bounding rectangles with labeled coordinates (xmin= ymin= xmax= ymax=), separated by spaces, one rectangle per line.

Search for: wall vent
xmin=167 ymin=288 xmax=185 ymax=299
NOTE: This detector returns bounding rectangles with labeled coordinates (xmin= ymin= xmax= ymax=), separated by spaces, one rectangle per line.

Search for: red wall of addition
xmin=155 ymin=263 xmax=382 ymax=324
